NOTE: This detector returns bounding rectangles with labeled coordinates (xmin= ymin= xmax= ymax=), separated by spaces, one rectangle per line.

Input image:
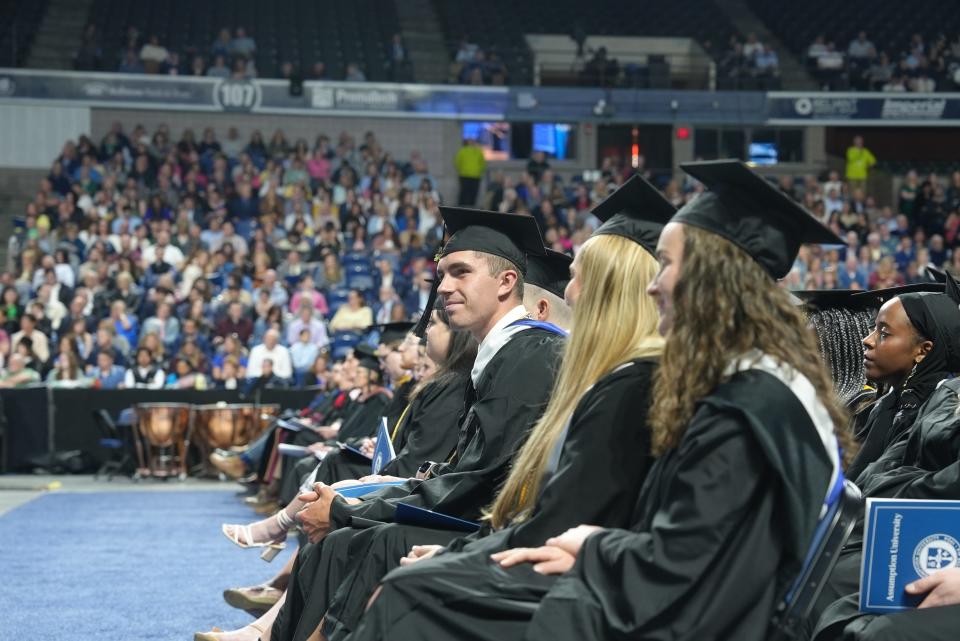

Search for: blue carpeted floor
xmin=0 ymin=490 xmax=295 ymax=641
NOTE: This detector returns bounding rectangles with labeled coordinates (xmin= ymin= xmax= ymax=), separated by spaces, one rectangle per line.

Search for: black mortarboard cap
xmin=526 ymin=249 xmax=572 ymax=299
xmin=674 ymin=160 xmax=843 ymax=279
xmin=927 ymin=266 xmax=947 ymax=283
xmin=367 ymin=322 xmax=415 ymax=346
xmin=438 ymin=207 xmax=545 ymax=274
xmin=794 ymin=289 xmax=879 ymax=312
xmin=412 ymin=277 xmax=439 ymax=339
xmin=947 ymin=270 xmax=960 ymax=305
xmin=850 ymin=282 xmax=945 ymax=307
xmin=591 ymin=174 xmax=676 ymax=256
xmin=354 ymin=343 xmax=381 ymax=372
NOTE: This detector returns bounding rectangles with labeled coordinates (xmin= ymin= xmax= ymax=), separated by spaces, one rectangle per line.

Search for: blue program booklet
xmin=337 ymin=481 xmax=407 ymax=499
xmin=395 ymin=502 xmax=481 ymax=533
xmin=277 ymin=418 xmax=311 ymax=432
xmin=338 ymin=441 xmax=373 ymax=461
xmin=371 ymin=418 xmax=396 ymax=474
xmin=860 ymin=498 xmax=960 ymax=613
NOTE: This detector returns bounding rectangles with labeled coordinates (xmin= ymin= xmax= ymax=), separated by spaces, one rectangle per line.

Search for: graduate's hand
xmin=330 ymin=478 xmax=364 ymax=489
xmin=490 ymin=546 xmax=576 ymax=575
xmin=399 ymin=544 xmax=444 ymax=567
xmin=306 ymin=442 xmax=332 ymax=455
xmin=315 ymin=425 xmax=339 ymax=440
xmin=360 ymin=437 xmax=376 ymax=457
xmin=907 ymin=568 xmax=960 ymax=608
xmin=358 ymin=474 xmax=407 ymax=484
xmin=295 ymin=483 xmax=340 ymax=542
xmin=545 ymin=525 xmax=604 ymax=558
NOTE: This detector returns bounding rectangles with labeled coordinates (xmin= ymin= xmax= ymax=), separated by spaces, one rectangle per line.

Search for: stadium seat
xmin=346 ymin=263 xmax=375 ymax=292
xmin=93 ymin=409 xmax=134 ymax=480
xmin=329 ymin=330 xmax=363 ymax=361
xmin=326 ymin=287 xmax=352 ymax=317
xmin=769 ymin=480 xmax=863 ymax=641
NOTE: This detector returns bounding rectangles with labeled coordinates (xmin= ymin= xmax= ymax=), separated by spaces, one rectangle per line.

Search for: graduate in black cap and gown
xmin=319 ymin=175 xmax=674 ymax=640
xmin=349 ymin=160 xmax=850 ymax=641
xmin=284 ymin=324 xmax=421 ymax=497
xmin=194 ymin=209 xmax=568 ymax=641
xmin=811 ymin=274 xmax=960 ymax=641
xmin=216 ymin=294 xmax=476 ymax=621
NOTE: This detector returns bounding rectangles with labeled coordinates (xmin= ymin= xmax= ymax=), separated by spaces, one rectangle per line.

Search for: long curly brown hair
xmin=650 ymin=225 xmax=856 ymax=466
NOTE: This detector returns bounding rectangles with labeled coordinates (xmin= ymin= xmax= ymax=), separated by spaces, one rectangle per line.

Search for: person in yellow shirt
xmin=454 ymin=137 xmax=486 ymax=206
xmin=845 ymin=135 xmax=876 ymax=194
xmin=329 ymin=289 xmax=375 ymax=332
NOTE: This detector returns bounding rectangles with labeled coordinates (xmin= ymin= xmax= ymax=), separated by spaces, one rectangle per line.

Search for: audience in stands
xmin=5 ymin=118 xmax=958 ymax=392
xmin=807 ymin=30 xmax=960 ymax=91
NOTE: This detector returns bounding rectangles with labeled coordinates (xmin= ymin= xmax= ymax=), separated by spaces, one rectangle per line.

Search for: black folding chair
xmin=93 ymin=409 xmax=134 ymax=480
xmin=769 ymin=479 xmax=863 ymax=640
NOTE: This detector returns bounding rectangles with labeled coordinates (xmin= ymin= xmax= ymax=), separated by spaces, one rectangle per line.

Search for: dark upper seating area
xmin=433 ymin=0 xmax=740 ymax=85
xmin=86 ymin=0 xmax=402 ymax=80
xmin=748 ymin=0 xmax=960 ymax=91
xmin=0 ymin=0 xmax=49 ymax=67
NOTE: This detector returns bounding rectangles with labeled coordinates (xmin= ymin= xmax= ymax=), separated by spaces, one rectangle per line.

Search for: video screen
xmin=749 ymin=142 xmax=778 ymax=165
xmin=532 ymin=123 xmax=575 ymax=160
xmin=461 ymin=122 xmax=511 ymax=161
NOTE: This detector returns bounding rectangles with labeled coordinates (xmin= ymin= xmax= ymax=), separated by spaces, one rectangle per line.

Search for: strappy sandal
xmin=220 ymin=523 xmax=286 ymax=561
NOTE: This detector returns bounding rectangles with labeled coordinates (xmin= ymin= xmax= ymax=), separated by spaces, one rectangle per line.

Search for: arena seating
xmin=0 ymin=0 xmax=49 ymax=67
xmin=86 ymin=0 xmax=402 ymax=79
xmin=433 ymin=0 xmax=740 ymax=84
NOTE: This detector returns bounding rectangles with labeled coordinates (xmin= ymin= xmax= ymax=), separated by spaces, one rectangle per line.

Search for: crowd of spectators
xmin=73 ymin=23 xmax=406 ymax=82
xmin=450 ymin=37 xmax=510 ymax=85
xmin=1 ymin=121 xmax=643 ymax=393
xmin=717 ymin=33 xmax=781 ymax=89
xmin=806 ymin=30 xmax=960 ymax=91
xmin=5 ymin=118 xmax=958 ymax=393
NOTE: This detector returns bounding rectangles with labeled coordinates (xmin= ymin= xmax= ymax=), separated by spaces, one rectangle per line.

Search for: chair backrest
xmin=92 ymin=409 xmax=123 ymax=450
xmin=92 ymin=409 xmax=119 ymax=438
xmin=769 ymin=479 xmax=863 ymax=641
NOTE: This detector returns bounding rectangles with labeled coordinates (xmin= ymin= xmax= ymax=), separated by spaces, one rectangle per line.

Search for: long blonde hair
xmin=650 ymin=225 xmax=853 ymax=464
xmin=487 ymin=234 xmax=664 ymax=529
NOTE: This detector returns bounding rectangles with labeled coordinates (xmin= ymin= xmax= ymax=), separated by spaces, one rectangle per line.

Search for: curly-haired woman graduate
xmin=350 ymin=160 xmax=850 ymax=641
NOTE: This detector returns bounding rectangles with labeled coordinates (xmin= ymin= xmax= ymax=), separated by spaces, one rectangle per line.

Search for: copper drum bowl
xmin=193 ymin=402 xmax=254 ymax=451
xmin=243 ymin=404 xmax=280 ymax=443
xmin=134 ymin=402 xmax=191 ymax=448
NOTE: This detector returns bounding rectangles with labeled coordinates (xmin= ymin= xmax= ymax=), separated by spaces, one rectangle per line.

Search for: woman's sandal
xmin=221 ymin=523 xmax=286 ymax=561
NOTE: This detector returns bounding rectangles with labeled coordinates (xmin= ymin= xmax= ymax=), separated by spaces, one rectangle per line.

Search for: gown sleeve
xmin=500 ymin=362 xmax=655 ymax=549
xmin=527 ymin=407 xmax=783 ymax=641
xmin=383 ymin=377 xmax=467 ymax=478
xmin=330 ymin=332 xmax=562 ymax=529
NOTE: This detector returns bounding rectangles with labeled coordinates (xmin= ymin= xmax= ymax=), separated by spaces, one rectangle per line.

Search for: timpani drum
xmin=193 ymin=402 xmax=249 ymax=451
xmin=245 ymin=404 xmax=280 ymax=444
xmin=192 ymin=403 xmax=281 ymax=450
xmin=133 ymin=402 xmax=191 ymax=479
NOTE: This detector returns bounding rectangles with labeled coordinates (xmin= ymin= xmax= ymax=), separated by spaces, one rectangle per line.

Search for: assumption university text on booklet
xmin=860 ymin=498 xmax=960 ymax=612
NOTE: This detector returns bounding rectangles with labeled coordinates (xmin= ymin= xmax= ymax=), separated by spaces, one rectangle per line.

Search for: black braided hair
xmin=807 ymin=306 xmax=877 ymax=406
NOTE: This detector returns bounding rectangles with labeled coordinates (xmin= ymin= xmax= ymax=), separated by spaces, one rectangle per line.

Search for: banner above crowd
xmin=766 ymin=92 xmax=960 ymax=125
xmin=2 ymin=69 xmax=960 ymax=126
xmin=0 ymin=69 xmax=510 ymax=119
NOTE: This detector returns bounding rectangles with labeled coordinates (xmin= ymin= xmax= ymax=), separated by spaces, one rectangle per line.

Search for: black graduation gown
xmin=322 ymin=359 xmax=658 ymax=640
xmin=337 ymin=389 xmax=391 ymax=443
xmin=840 ymin=604 xmax=960 ymax=641
xmin=846 ymin=371 xmax=939 ymax=481
xmin=327 ymin=327 xmax=566 ymax=527
xmin=812 ymin=378 xmax=960 ymax=641
xmin=381 ymin=378 xmax=416 ymax=438
xmin=290 ymin=392 xmax=357 ymax=447
xmin=277 ymin=376 xmax=467 ymax=507
xmin=380 ymin=374 xmax=469 ymax=478
xmin=269 ymin=327 xmax=565 ymax=641
xmin=348 ymin=368 xmax=834 ymax=641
